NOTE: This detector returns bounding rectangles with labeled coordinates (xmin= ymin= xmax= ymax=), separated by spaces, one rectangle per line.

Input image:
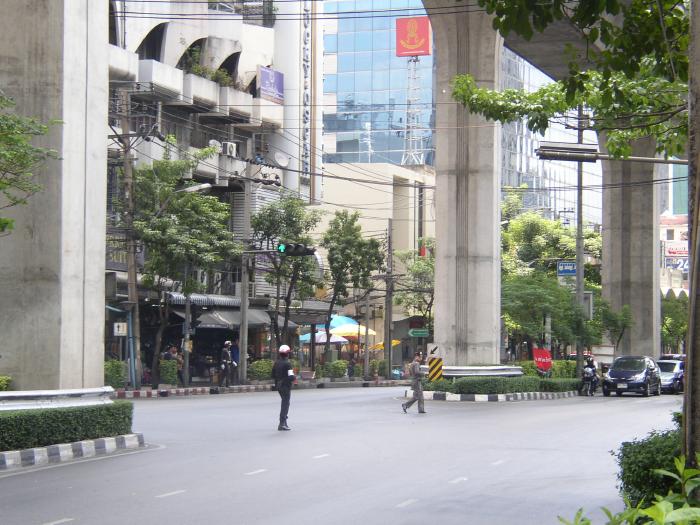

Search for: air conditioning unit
xmin=222 ymin=141 xmax=237 ymax=157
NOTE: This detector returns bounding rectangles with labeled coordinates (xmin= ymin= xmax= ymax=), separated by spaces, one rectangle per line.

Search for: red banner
xmin=532 ymin=347 xmax=552 ymax=371
xmin=396 ymin=17 xmax=432 ymax=57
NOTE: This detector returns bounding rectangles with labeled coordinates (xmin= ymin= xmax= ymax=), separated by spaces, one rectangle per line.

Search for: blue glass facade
xmin=323 ymin=0 xmax=434 ymax=164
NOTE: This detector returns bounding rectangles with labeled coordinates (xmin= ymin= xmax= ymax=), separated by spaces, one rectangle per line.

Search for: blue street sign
xmin=557 ymin=260 xmax=577 ymax=277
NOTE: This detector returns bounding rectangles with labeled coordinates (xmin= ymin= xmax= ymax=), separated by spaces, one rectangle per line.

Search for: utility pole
xmin=239 ymin=179 xmax=252 ymax=384
xmin=182 ymin=264 xmax=191 ymax=386
xmin=575 ymin=105 xmax=585 ymax=377
xmin=119 ymin=88 xmax=142 ymax=388
xmin=384 ymin=218 xmax=393 ymax=378
xmin=364 ymin=290 xmax=371 ymax=380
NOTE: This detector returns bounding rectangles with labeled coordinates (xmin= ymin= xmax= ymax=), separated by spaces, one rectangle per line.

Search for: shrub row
xmin=515 ymin=360 xmax=577 ymax=378
xmin=0 ymin=401 xmax=134 ymax=451
xmin=104 ymin=360 xmax=127 ymax=389
xmin=249 ymin=359 xmax=273 ymax=380
xmin=0 ymin=375 xmax=11 ymax=391
xmin=422 ymin=376 xmax=581 ymax=394
xmin=159 ymin=359 xmax=179 ymax=385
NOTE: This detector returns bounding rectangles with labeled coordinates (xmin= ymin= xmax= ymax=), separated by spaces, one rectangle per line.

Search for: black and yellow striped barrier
xmin=428 ymin=357 xmax=443 ymax=381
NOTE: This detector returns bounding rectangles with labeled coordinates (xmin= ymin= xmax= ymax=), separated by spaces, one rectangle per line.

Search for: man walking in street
xmin=272 ymin=345 xmax=294 ymax=431
xmin=219 ymin=340 xmax=233 ymax=387
xmin=402 ymin=352 xmax=426 ymax=414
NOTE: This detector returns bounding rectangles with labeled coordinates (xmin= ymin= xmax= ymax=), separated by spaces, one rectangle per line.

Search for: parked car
xmin=602 ymin=356 xmax=662 ymax=397
xmin=657 ymin=359 xmax=684 ymax=394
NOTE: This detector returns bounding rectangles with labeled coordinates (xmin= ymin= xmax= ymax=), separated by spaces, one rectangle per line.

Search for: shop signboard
xmin=113 ymin=322 xmax=128 ymax=337
xmin=395 ymin=16 xmax=432 ymax=57
xmin=665 ymin=240 xmax=689 ymax=257
xmin=258 ymin=66 xmax=284 ymax=104
xmin=557 ymin=260 xmax=576 ymax=277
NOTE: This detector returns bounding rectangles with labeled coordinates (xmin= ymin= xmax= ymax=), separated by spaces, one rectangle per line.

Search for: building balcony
xmin=237 ymin=98 xmax=283 ymax=130
xmin=108 ymin=44 xmax=138 ymax=81
xmin=219 ymin=86 xmax=253 ymax=119
xmin=136 ymin=60 xmax=184 ymax=102
xmin=183 ymin=73 xmax=220 ymax=109
xmin=189 ymin=147 xmax=219 ymax=180
xmin=217 ymin=156 xmax=248 ymax=186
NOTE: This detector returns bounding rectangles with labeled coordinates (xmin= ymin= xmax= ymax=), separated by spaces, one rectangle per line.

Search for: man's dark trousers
xmin=278 ymin=383 xmax=291 ymax=425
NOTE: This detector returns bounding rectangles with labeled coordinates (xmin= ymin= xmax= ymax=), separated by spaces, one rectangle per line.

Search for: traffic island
xmin=405 ymin=389 xmax=579 ymax=402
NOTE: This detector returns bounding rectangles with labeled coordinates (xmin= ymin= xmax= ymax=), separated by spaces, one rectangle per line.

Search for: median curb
xmin=405 ymin=390 xmax=579 ymax=402
xmin=113 ymin=380 xmax=411 ymax=399
xmin=0 ymin=433 xmax=145 ymax=472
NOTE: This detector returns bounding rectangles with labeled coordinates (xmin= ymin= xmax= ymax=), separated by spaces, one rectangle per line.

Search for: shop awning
xmin=172 ymin=307 xmax=271 ymax=329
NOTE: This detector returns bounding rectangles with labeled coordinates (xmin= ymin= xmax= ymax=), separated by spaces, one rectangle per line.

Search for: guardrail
xmin=420 ymin=365 xmax=523 ymax=378
xmin=0 ymin=387 xmax=115 ymax=411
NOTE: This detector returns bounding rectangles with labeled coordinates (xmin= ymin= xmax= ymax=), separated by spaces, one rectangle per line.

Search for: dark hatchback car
xmin=657 ymin=359 xmax=684 ymax=394
xmin=603 ymin=356 xmax=662 ymax=397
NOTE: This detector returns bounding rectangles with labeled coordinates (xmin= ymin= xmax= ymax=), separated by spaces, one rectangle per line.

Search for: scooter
xmin=580 ymin=366 xmax=598 ymax=397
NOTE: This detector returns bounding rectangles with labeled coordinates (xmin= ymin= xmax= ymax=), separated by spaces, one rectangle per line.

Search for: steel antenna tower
xmin=401 ymin=56 xmax=424 ymax=165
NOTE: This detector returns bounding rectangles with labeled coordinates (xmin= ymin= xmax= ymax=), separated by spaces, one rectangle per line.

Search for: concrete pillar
xmin=0 ymin=1 xmax=108 ymax=389
xmin=426 ymin=6 xmax=502 ymax=365
xmin=600 ymin=136 xmax=660 ymax=357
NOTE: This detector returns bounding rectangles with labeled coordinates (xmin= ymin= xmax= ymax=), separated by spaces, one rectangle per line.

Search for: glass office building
xmin=322 ymin=0 xmax=435 ymax=164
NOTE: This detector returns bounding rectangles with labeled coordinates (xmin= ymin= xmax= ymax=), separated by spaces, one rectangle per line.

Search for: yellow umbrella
xmin=330 ymin=323 xmax=377 ymax=337
xmin=370 ymin=340 xmax=401 ymax=350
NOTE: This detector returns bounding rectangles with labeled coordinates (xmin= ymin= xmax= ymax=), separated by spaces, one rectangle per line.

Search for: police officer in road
xmin=272 ymin=345 xmax=294 ymax=431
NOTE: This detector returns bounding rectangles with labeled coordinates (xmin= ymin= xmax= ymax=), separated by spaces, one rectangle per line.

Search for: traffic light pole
xmin=239 ymin=179 xmax=252 ymax=384
xmin=183 ymin=263 xmax=191 ymax=387
xmin=384 ymin=218 xmax=393 ymax=378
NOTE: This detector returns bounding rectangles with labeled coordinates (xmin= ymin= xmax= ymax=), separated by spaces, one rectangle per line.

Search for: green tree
xmin=662 ymin=294 xmax=689 ymax=353
xmin=0 ymin=92 xmax=55 ymax=234
xmin=251 ymin=195 xmax=322 ymax=348
xmin=320 ymin=210 xmax=384 ymax=355
xmin=394 ymin=238 xmax=435 ymax=334
xmin=598 ymin=301 xmax=633 ymax=354
xmin=130 ymin=148 xmax=241 ymax=383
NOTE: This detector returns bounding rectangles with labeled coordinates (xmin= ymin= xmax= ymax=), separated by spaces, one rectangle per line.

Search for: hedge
xmin=613 ymin=418 xmax=682 ymax=506
xmin=329 ymin=359 xmax=348 ymax=378
xmin=159 ymin=359 xmax=178 ymax=385
xmin=0 ymin=376 xmax=11 ymax=391
xmin=0 ymin=401 xmax=134 ymax=451
xmin=249 ymin=359 xmax=273 ymax=380
xmin=421 ymin=376 xmax=580 ymax=394
xmin=515 ymin=360 xmax=577 ymax=379
xmin=104 ymin=360 xmax=127 ymax=389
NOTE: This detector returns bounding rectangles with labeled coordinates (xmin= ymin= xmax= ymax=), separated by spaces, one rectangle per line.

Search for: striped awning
xmin=166 ymin=292 xmax=241 ymax=308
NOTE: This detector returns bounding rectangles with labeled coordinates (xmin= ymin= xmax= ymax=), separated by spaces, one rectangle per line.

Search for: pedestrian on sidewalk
xmin=402 ymin=352 xmax=426 ymax=414
xmin=272 ymin=345 xmax=294 ymax=431
xmin=219 ymin=341 xmax=233 ymax=387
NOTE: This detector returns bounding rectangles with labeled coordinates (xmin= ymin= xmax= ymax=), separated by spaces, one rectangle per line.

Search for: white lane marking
xmin=155 ymin=489 xmax=186 ymax=498
xmin=396 ymin=499 xmax=418 ymax=508
xmin=448 ymin=477 xmax=468 ymax=484
xmin=313 ymin=454 xmax=330 ymax=459
xmin=245 ymin=469 xmax=267 ymax=476
xmin=491 ymin=459 xmax=505 ymax=466
xmin=42 ymin=519 xmax=74 ymax=525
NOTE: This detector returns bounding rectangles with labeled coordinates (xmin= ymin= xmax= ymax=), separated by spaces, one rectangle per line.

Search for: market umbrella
xmin=299 ymin=331 xmax=349 ymax=344
xmin=369 ymin=340 xmax=401 ymax=350
xmin=330 ymin=323 xmax=377 ymax=337
xmin=329 ymin=315 xmax=358 ymax=328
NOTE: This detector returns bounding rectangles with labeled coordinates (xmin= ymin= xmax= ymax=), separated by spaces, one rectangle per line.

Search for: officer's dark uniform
xmin=272 ymin=354 xmax=294 ymax=430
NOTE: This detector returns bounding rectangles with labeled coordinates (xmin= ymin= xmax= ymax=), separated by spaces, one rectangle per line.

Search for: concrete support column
xmin=0 ymin=1 xmax=108 ymax=389
xmin=600 ymin=136 xmax=660 ymax=357
xmin=426 ymin=7 xmax=502 ymax=365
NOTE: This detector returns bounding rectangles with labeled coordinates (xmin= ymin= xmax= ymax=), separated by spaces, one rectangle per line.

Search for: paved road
xmin=0 ymin=388 xmax=682 ymax=525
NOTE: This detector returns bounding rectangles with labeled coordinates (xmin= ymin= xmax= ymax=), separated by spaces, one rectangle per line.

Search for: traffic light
xmin=277 ymin=242 xmax=316 ymax=256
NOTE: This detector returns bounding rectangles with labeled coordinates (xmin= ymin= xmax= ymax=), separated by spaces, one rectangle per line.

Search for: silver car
xmin=657 ymin=359 xmax=684 ymax=394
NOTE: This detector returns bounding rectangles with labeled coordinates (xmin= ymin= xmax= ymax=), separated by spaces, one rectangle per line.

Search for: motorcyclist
xmin=582 ymin=356 xmax=599 ymax=394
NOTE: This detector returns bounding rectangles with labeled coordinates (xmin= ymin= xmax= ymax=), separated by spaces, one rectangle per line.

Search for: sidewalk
xmin=113 ymin=379 xmax=412 ymax=399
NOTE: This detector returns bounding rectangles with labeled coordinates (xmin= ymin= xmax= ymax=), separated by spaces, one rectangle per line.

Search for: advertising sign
xmin=532 ymin=347 xmax=552 ymax=371
xmin=557 ymin=260 xmax=577 ymax=277
xmin=258 ymin=66 xmax=284 ymax=104
xmin=395 ymin=16 xmax=432 ymax=57
xmin=665 ymin=240 xmax=689 ymax=257
xmin=113 ymin=322 xmax=128 ymax=337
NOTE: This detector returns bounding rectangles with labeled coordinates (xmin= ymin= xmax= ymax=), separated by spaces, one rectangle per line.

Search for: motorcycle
xmin=580 ymin=366 xmax=598 ymax=397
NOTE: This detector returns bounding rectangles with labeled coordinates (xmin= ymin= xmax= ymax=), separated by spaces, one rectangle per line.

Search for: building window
xmin=667 ymin=229 xmax=675 ymax=240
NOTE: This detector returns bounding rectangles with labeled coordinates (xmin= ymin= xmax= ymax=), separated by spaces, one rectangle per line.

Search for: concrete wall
xmin=601 ymin=135 xmax=660 ymax=357
xmin=427 ymin=6 xmax=502 ymax=365
xmin=0 ymin=0 xmax=107 ymax=389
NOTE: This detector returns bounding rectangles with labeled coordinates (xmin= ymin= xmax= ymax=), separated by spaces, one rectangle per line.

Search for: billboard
xmin=665 ymin=240 xmax=688 ymax=257
xmin=258 ymin=66 xmax=284 ymax=104
xmin=396 ymin=16 xmax=432 ymax=57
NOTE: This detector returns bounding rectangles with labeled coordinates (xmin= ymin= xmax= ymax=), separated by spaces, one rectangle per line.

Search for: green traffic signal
xmin=277 ymin=243 xmax=287 ymax=253
xmin=276 ymin=242 xmax=315 ymax=256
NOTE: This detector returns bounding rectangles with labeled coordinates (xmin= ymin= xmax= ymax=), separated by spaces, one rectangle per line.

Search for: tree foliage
xmin=320 ymin=210 xmax=384 ymax=352
xmin=455 ymin=1 xmax=689 ymax=156
xmin=662 ymin=294 xmax=689 ymax=353
xmin=394 ymin=238 xmax=435 ymax=333
xmin=251 ymin=195 xmax=322 ymax=347
xmin=0 ymin=92 xmax=55 ymax=234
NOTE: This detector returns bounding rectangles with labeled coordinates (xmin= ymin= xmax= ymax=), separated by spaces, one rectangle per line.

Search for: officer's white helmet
xmin=279 ymin=345 xmax=291 ymax=354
